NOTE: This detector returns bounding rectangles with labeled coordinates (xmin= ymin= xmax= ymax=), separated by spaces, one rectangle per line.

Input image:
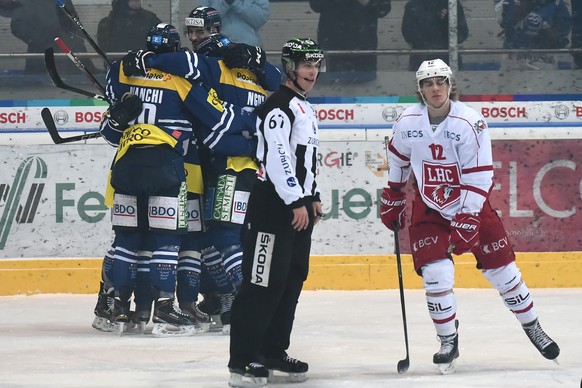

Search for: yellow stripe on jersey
xmin=218 ymin=61 xmax=268 ymax=95
xmin=226 ymin=156 xmax=259 ymax=172
xmin=115 ymin=123 xmax=178 ymax=163
xmin=105 ymin=169 xmax=114 ymax=208
xmin=118 ymin=66 xmax=194 ymax=101
xmin=184 ymin=162 xmax=204 ymax=194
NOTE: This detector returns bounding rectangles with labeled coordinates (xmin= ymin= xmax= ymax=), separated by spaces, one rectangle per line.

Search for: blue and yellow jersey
xmin=100 ymin=60 xmax=257 ymax=205
xmin=146 ymin=50 xmax=279 ymax=174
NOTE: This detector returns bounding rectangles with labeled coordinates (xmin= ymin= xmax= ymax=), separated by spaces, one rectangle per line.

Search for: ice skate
xmin=131 ymin=303 xmax=152 ymax=334
xmin=219 ymin=292 xmax=235 ymax=335
xmin=265 ymin=353 xmax=309 ymax=383
xmin=433 ymin=320 xmax=459 ymax=375
xmin=197 ymin=292 xmax=223 ymax=332
xmin=179 ymin=301 xmax=211 ymax=333
xmin=91 ymin=288 xmax=117 ymax=332
xmin=522 ymin=318 xmax=560 ymax=362
xmin=111 ymin=296 xmax=132 ymax=336
xmin=228 ymin=362 xmax=268 ymax=387
xmin=151 ymin=298 xmax=197 ymax=337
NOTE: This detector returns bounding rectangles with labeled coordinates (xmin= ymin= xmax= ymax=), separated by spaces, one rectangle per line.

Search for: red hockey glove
xmin=450 ymin=213 xmax=481 ymax=255
xmin=380 ymin=187 xmax=406 ymax=231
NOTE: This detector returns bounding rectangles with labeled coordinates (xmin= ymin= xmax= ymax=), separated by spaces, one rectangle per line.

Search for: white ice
xmin=0 ymin=289 xmax=580 ymax=388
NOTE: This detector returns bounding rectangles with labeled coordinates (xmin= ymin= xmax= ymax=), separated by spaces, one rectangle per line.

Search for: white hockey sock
xmin=426 ymin=291 xmax=458 ymax=337
xmin=501 ymin=281 xmax=538 ymax=325
xmin=482 ymin=262 xmax=538 ymax=325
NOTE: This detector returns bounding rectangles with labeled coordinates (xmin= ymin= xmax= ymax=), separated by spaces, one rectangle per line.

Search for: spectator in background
xmin=495 ymin=0 xmax=571 ymax=71
xmin=0 ymin=0 xmax=21 ymax=18
xmin=10 ymin=0 xmax=94 ymax=74
xmin=571 ymin=0 xmax=582 ymax=69
xmin=197 ymin=0 xmax=269 ymax=47
xmin=402 ymin=0 xmax=469 ymax=71
xmin=310 ymin=0 xmax=391 ymax=83
xmin=97 ymin=0 xmax=161 ymax=62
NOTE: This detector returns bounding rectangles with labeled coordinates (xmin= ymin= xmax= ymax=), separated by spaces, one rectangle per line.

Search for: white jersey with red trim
xmin=388 ymin=100 xmax=493 ymax=220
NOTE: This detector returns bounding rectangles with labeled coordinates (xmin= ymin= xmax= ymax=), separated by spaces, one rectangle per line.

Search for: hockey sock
xmin=177 ymin=249 xmax=202 ymax=304
xmin=202 ymin=246 xmax=235 ymax=294
xmin=112 ymin=245 xmax=138 ymax=297
xmin=134 ymin=250 xmax=153 ymax=307
xmin=220 ymin=244 xmax=243 ymax=292
xmin=426 ymin=290 xmax=458 ymax=336
xmin=150 ymin=246 xmax=180 ymax=296
xmin=501 ymin=280 xmax=537 ymax=324
xmin=101 ymin=245 xmax=115 ymax=292
xmin=482 ymin=262 xmax=538 ymax=325
xmin=421 ymin=259 xmax=457 ymax=336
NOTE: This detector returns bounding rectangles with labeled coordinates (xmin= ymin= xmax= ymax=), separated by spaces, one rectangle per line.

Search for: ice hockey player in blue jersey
xmin=99 ymin=23 xmax=256 ymax=337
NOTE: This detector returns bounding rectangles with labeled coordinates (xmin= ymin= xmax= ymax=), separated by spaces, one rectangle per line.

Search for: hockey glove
xmin=450 ymin=213 xmax=481 ymax=255
xmin=122 ymin=50 xmax=155 ymax=77
xmin=108 ymin=93 xmax=143 ymax=130
xmin=222 ymin=43 xmax=266 ymax=72
xmin=380 ymin=187 xmax=407 ymax=231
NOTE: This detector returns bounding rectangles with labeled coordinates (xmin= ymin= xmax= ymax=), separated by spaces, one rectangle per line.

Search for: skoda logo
xmin=554 ymin=105 xmax=569 ymax=120
xmin=53 ymin=110 xmax=69 ymax=125
xmin=382 ymin=107 xmax=399 ymax=122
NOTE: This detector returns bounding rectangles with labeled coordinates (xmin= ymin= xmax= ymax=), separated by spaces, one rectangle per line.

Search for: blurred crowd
xmin=0 ymin=0 xmax=580 ymax=77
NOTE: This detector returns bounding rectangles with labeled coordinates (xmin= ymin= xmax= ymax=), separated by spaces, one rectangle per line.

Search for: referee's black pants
xmin=228 ymin=181 xmax=315 ymax=368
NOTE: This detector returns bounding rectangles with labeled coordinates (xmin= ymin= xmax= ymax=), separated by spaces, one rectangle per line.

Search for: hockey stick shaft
xmin=44 ymin=47 xmax=106 ymax=101
xmin=54 ymin=37 xmax=107 ymax=97
xmin=55 ymin=0 xmax=112 ymax=67
xmin=393 ymin=224 xmax=410 ymax=374
xmin=383 ymin=135 xmax=410 ymax=373
xmin=41 ymin=107 xmax=102 ymax=144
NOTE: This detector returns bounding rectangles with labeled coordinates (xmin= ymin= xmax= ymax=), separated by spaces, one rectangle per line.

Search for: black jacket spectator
xmin=10 ymin=0 xmax=93 ymax=74
xmin=402 ymin=0 xmax=469 ymax=71
xmin=97 ymin=0 xmax=161 ymax=61
xmin=309 ymin=0 xmax=391 ymax=83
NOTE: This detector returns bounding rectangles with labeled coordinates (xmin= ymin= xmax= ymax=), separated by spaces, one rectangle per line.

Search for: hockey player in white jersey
xmin=380 ymin=59 xmax=559 ymax=374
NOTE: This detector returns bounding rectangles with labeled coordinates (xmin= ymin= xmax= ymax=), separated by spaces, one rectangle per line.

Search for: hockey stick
xmin=383 ymin=135 xmax=410 ymax=373
xmin=54 ymin=37 xmax=108 ymax=97
xmin=41 ymin=107 xmax=102 ymax=144
xmin=55 ymin=0 xmax=112 ymax=67
xmin=393 ymin=224 xmax=410 ymax=374
xmin=44 ymin=47 xmax=106 ymax=101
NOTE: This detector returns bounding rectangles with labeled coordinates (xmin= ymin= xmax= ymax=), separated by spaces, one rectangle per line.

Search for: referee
xmin=228 ymin=38 xmax=326 ymax=387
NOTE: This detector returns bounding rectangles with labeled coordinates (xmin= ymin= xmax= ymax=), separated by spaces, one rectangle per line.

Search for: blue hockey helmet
xmin=146 ymin=23 xmax=181 ymax=54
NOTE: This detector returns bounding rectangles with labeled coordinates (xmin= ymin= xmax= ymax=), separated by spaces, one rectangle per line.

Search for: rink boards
xmin=1 ymin=97 xmax=581 ymax=294
xmin=0 ymin=252 xmax=581 ymax=295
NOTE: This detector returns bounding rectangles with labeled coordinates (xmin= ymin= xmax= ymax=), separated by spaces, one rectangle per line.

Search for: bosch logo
xmin=316 ymin=108 xmax=354 ymax=121
xmin=554 ymin=105 xmax=569 ymax=120
xmin=481 ymin=106 xmax=526 ymax=118
xmin=53 ymin=110 xmax=69 ymax=125
xmin=382 ymin=107 xmax=400 ymax=122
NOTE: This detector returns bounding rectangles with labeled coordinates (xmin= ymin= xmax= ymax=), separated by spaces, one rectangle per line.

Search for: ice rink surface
xmin=0 ymin=289 xmax=580 ymax=388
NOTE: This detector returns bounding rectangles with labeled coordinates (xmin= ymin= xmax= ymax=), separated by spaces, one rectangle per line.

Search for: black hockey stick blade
xmin=44 ymin=48 xmax=106 ymax=101
xmin=55 ymin=0 xmax=112 ymax=67
xmin=41 ymin=107 xmax=102 ymax=144
xmin=394 ymin=224 xmax=410 ymax=374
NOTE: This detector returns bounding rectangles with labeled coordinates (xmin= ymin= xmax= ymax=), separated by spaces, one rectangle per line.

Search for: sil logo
xmin=0 ymin=156 xmax=47 ymax=249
